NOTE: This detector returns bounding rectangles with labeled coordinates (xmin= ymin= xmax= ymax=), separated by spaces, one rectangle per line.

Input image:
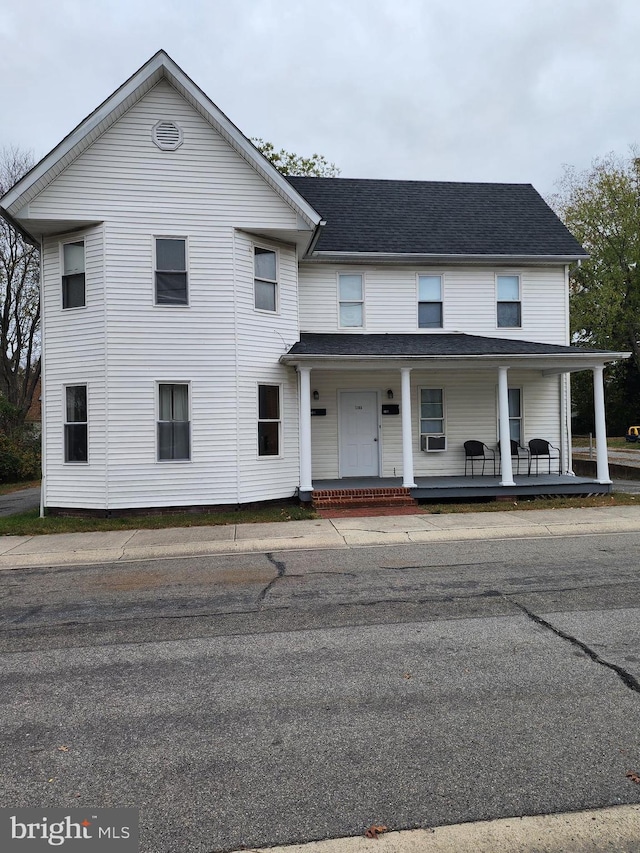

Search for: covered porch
xmin=281 ymin=333 xmax=630 ymax=505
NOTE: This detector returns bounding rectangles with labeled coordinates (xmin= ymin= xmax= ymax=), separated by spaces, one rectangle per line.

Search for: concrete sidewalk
xmin=2 ymin=503 xmax=640 ymax=569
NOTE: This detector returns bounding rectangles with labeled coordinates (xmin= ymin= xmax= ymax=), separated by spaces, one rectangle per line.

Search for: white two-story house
xmin=0 ymin=51 xmax=628 ymax=513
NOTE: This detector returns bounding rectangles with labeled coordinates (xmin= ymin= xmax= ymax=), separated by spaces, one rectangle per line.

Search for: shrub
xmin=0 ymin=427 xmax=41 ymax=483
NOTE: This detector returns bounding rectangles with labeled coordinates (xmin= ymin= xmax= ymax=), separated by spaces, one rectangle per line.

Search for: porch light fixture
xmin=387 ymin=389 xmax=394 ymax=400
xmin=312 ymin=390 xmax=320 ymax=400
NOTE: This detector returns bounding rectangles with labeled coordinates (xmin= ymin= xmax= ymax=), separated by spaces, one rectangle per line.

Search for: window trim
xmin=60 ymin=238 xmax=86 ymax=311
xmin=63 ymin=383 xmax=88 ymax=464
xmin=156 ymin=381 xmax=192 ymax=462
xmin=253 ymin=244 xmax=279 ymax=314
xmin=154 ymin=236 xmax=189 ymax=307
xmin=337 ymin=271 xmax=365 ymax=330
xmin=418 ymin=387 xmax=447 ymax=452
xmin=257 ymin=382 xmax=282 ymax=459
xmin=417 ymin=272 xmax=444 ymax=330
xmin=496 ymin=273 xmax=522 ymax=329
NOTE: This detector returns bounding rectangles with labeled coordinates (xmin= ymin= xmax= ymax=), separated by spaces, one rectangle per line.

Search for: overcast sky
xmin=1 ymin=0 xmax=638 ymax=195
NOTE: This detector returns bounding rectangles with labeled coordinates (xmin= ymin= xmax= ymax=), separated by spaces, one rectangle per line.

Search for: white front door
xmin=339 ymin=391 xmax=379 ymax=477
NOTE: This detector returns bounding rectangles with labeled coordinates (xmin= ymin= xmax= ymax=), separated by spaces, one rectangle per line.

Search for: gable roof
xmin=287 ymin=177 xmax=587 ymax=262
xmin=0 ymin=51 xmax=322 ymax=237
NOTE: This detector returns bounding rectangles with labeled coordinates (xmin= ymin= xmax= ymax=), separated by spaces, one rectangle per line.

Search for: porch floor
xmin=307 ymin=474 xmax=610 ymax=501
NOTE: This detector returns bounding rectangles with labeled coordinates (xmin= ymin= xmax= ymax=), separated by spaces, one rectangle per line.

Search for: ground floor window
xmin=419 ymin=388 xmax=446 ymax=451
xmin=508 ymin=388 xmax=522 ymax=442
xmin=158 ymin=383 xmax=190 ymax=460
xmin=258 ymin=384 xmax=280 ymax=456
xmin=64 ymin=385 xmax=88 ymax=462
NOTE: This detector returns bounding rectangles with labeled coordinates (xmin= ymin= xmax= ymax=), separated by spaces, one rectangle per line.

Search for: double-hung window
xmin=419 ymin=388 xmax=446 ymax=451
xmin=418 ymin=275 xmax=443 ymax=328
xmin=258 ymin=384 xmax=280 ymax=456
xmin=62 ymin=241 xmax=85 ymax=309
xmin=155 ymin=238 xmax=188 ymax=305
xmin=254 ymin=247 xmax=278 ymax=312
xmin=338 ymin=273 xmax=364 ymax=327
xmin=64 ymin=385 xmax=88 ymax=462
xmin=158 ymin=384 xmax=190 ymax=460
xmin=497 ymin=275 xmax=521 ymax=328
xmin=508 ymin=388 xmax=522 ymax=442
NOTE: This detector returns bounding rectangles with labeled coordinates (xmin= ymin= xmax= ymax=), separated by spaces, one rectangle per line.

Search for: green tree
xmin=552 ymin=151 xmax=640 ymax=432
xmin=0 ymin=147 xmax=40 ymax=427
xmin=252 ymin=138 xmax=340 ymax=177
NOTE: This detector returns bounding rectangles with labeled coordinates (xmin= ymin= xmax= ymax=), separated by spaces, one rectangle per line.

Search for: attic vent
xmin=152 ymin=120 xmax=183 ymax=151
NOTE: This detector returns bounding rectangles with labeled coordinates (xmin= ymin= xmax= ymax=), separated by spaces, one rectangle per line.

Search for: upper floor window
xmin=497 ymin=275 xmax=521 ymax=328
xmin=258 ymin=384 xmax=280 ymax=456
xmin=155 ymin=238 xmax=188 ymax=305
xmin=338 ymin=273 xmax=364 ymax=328
xmin=418 ymin=275 xmax=443 ymax=328
xmin=158 ymin=383 xmax=190 ymax=460
xmin=62 ymin=241 xmax=85 ymax=309
xmin=254 ymin=247 xmax=278 ymax=312
xmin=64 ymin=385 xmax=88 ymax=463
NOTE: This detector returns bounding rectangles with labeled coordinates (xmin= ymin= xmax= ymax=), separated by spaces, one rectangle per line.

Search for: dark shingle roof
xmin=287 ymin=177 xmax=586 ymax=258
xmin=286 ymin=333 xmax=610 ymax=358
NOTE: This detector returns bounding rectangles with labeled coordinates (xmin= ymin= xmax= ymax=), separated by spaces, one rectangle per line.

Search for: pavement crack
xmin=257 ymin=553 xmax=287 ymax=604
xmin=511 ymin=598 xmax=640 ymax=696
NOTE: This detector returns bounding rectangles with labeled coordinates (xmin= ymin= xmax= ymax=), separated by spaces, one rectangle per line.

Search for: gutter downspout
xmin=39 ymin=236 xmax=46 ymax=517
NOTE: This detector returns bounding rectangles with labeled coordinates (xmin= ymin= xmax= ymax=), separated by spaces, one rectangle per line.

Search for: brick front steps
xmin=311 ymin=487 xmax=417 ymax=511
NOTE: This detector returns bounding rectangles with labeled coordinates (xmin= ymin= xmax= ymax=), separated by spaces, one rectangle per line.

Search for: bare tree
xmin=0 ymin=147 xmax=40 ymax=428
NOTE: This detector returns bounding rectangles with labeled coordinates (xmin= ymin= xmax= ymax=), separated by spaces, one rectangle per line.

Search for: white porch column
xmin=400 ymin=367 xmax=417 ymax=488
xmin=498 ymin=366 xmax=515 ymax=486
xmin=592 ymin=365 xmax=611 ymax=484
xmin=298 ymin=366 xmax=313 ymax=493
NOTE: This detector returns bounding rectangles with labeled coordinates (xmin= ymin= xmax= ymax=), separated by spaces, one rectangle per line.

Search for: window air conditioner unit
xmin=421 ymin=434 xmax=446 ymax=452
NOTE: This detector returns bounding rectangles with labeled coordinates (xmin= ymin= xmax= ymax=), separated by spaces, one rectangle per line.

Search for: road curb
xmin=237 ymin=804 xmax=640 ymax=853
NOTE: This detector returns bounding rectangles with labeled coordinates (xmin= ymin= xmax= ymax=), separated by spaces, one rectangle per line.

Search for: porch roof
xmin=281 ymin=333 xmax=630 ymax=372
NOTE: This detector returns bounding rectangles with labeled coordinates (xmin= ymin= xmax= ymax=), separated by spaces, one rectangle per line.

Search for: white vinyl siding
xmin=299 ymin=264 xmax=568 ymax=344
xmin=308 ymin=369 xmax=560 ymax=479
xmin=36 ymin=81 xmax=301 ymax=509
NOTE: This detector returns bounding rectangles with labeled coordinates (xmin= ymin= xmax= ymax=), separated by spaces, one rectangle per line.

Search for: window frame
xmin=337 ymin=272 xmax=365 ymax=329
xmin=253 ymin=244 xmax=279 ymax=314
xmin=60 ymin=239 xmax=86 ymax=310
xmin=496 ymin=273 xmax=522 ymax=329
xmin=63 ymin=384 xmax=88 ymax=464
xmin=418 ymin=387 xmax=447 ymax=452
xmin=156 ymin=382 xmax=191 ymax=462
xmin=417 ymin=273 xmax=444 ymax=329
xmin=154 ymin=236 xmax=189 ymax=307
xmin=257 ymin=383 xmax=282 ymax=458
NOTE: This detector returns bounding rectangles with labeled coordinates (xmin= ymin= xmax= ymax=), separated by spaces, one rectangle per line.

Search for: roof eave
xmin=0 ymin=206 xmax=39 ymax=247
xmin=281 ymin=351 xmax=630 ymax=365
xmin=304 ymin=251 xmax=589 ymax=264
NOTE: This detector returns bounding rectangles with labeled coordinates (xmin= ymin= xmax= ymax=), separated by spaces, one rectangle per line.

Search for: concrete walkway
xmin=3 ymin=502 xmax=640 ymax=569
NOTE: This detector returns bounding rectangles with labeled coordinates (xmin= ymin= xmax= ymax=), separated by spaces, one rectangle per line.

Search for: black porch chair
xmin=464 ymin=440 xmax=496 ymax=477
xmin=527 ymin=438 xmax=561 ymax=475
xmin=497 ymin=439 xmax=530 ymax=476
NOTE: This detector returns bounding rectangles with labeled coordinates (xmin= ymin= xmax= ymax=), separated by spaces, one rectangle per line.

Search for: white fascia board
xmin=1 ymin=52 xmax=167 ymax=212
xmin=162 ymin=65 xmax=322 ymax=229
xmin=1 ymin=50 xmax=323 ymax=230
xmin=306 ymin=252 xmax=589 ymax=264
xmin=281 ymin=352 xmax=631 ymax=368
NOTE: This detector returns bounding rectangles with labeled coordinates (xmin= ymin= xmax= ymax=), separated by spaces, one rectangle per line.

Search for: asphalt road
xmin=2 ymin=534 xmax=640 ymax=852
